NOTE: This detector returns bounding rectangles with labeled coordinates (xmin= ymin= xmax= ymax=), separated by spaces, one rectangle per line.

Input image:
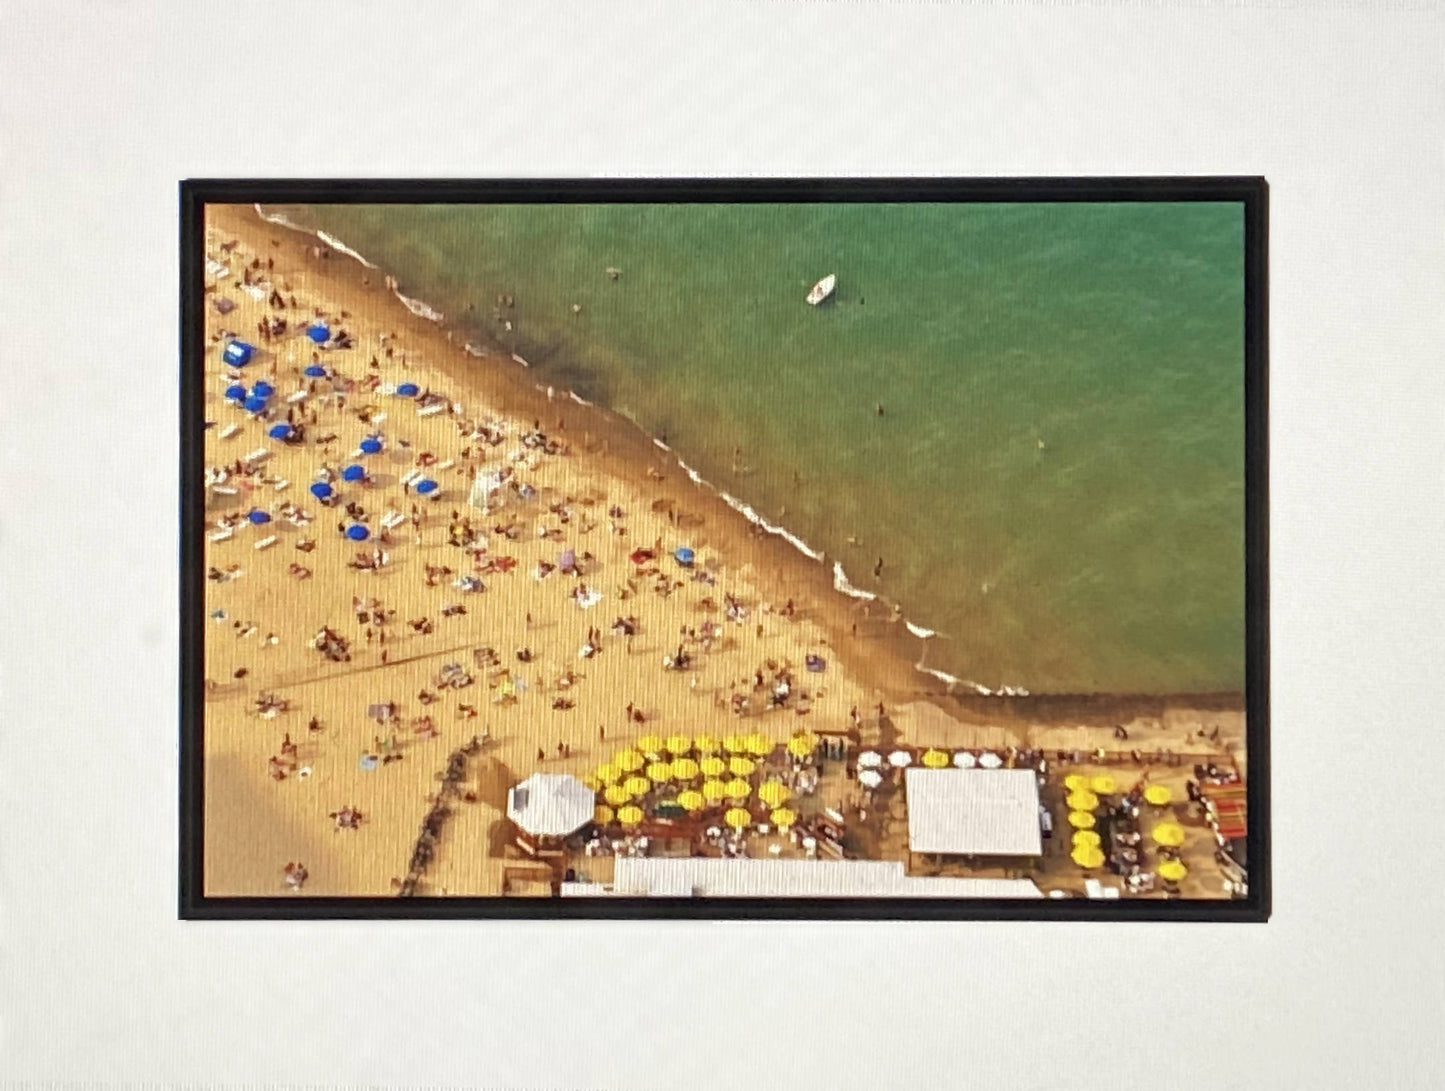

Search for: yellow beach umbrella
xmin=729 ymin=756 xmax=757 ymax=778
xmin=921 ymin=748 xmax=951 ymax=769
xmin=1144 ymin=784 xmax=1173 ymax=806
xmin=1068 ymin=810 xmax=1097 ymax=830
xmin=1152 ymin=821 xmax=1186 ymax=847
xmin=1063 ymin=773 xmax=1090 ymax=793
xmin=677 ymin=789 xmax=705 ymax=812
xmin=623 ymin=775 xmax=651 ymax=798
xmin=1158 ymin=859 xmax=1188 ymax=883
xmin=617 ymin=805 xmax=644 ymax=827
xmin=603 ymin=784 xmax=632 ymax=807
xmin=646 ymin=760 xmax=673 ymax=783
xmin=636 ymin=734 xmax=665 ymax=756
xmin=758 ymin=780 xmax=791 ymax=807
xmin=1071 ymin=844 xmax=1106 ymax=869
xmin=700 ymin=755 xmax=727 ymax=777
xmin=594 ymin=762 xmax=620 ymax=784
xmin=725 ymin=777 xmax=751 ymax=800
xmin=1066 ymin=790 xmax=1099 ymax=812
xmin=702 ymin=778 xmax=729 ymax=801
xmin=693 ymin=734 xmax=720 ymax=754
xmin=724 ymin=807 xmax=751 ymax=830
xmin=1071 ymin=829 xmax=1102 ymax=849
xmin=665 ymin=733 xmax=692 ymax=755
xmin=593 ymin=804 xmax=615 ymax=825
xmin=723 ymin=733 xmax=750 ymax=754
xmin=614 ymin=749 xmax=644 ymax=773
xmin=746 ymin=732 xmax=774 ymax=757
xmin=1090 ymin=775 xmax=1117 ymax=795
xmin=770 ymin=806 xmax=797 ymax=828
xmin=786 ymin=732 xmax=819 ymax=759
xmin=670 ymin=757 xmax=700 ymax=780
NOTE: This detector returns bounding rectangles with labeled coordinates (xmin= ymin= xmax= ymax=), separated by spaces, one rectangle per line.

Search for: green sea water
xmin=302 ymin=201 xmax=1246 ymax=695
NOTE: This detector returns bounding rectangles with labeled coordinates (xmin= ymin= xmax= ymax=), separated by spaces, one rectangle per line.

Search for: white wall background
xmin=2 ymin=2 xmax=1443 ymax=1087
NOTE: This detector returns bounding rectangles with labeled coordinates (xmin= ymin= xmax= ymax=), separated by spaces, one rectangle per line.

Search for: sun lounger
xmin=208 ymin=527 xmax=234 ymax=542
xmin=287 ymin=390 xmax=309 ymax=403
xmin=211 ymin=485 xmax=238 ymax=497
xmin=254 ymin=535 xmax=277 ymax=550
xmin=418 ymin=403 xmax=445 ymax=417
xmin=272 ymin=478 xmax=289 ymax=492
xmin=381 ymin=511 xmax=406 ymax=530
xmin=244 ymin=448 xmax=271 ymax=464
xmin=218 ymin=423 xmax=239 ymax=439
xmin=401 ymin=469 xmax=423 ymax=486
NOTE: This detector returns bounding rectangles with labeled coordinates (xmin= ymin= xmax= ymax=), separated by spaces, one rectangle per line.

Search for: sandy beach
xmin=199 ymin=203 xmax=1247 ymax=900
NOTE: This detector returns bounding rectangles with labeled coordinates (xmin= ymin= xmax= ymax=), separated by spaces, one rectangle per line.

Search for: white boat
xmin=806 ymin=274 xmax=836 ymax=306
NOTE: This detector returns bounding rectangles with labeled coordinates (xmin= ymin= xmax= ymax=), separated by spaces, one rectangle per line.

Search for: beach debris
xmin=605 ymin=266 xmax=622 ymax=280
xmin=212 ymin=296 xmax=237 ymax=315
xmin=805 ymin=654 xmax=827 ymax=673
xmin=282 ymin=862 xmax=308 ymax=891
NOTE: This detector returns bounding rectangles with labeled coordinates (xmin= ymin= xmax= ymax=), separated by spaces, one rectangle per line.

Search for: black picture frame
xmin=181 ymin=177 xmax=1269 ymax=922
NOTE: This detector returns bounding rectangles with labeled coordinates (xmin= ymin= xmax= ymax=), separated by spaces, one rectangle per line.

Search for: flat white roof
xmin=905 ymin=768 xmax=1043 ymax=857
xmin=594 ymin=857 xmax=1041 ymax=898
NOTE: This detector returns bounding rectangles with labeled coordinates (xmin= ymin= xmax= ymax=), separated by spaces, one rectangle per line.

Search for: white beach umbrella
xmin=953 ymin=751 xmax=978 ymax=769
xmin=888 ymin=750 xmax=913 ymax=768
xmin=507 ymin=773 xmax=595 ymax=838
xmin=857 ymin=769 xmax=884 ymax=789
xmin=856 ymin=751 xmax=883 ymax=769
xmin=978 ymin=751 xmax=1003 ymax=769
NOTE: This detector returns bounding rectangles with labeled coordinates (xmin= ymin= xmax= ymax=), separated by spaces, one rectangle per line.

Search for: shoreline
xmin=217 ymin=203 xmax=1244 ymax=722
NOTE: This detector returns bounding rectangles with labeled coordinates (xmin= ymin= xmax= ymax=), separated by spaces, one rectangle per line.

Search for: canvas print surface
xmin=187 ymin=185 xmax=1263 ymax=912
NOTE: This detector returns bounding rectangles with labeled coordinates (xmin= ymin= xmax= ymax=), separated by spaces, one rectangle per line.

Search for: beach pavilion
xmin=903 ymin=768 xmax=1044 ymax=871
xmin=507 ymin=773 xmax=595 ymax=859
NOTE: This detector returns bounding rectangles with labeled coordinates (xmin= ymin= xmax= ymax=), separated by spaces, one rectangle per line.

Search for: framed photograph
xmin=180 ymin=178 xmax=1268 ymax=920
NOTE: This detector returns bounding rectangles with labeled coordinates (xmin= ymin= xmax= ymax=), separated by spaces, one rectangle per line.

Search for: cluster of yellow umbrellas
xmin=590 ymin=728 xmax=805 ymax=828
xmin=721 ymin=805 xmax=798 ymax=831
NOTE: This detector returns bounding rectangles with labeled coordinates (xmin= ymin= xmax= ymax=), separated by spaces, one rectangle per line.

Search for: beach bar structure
xmin=903 ymin=768 xmax=1044 ymax=867
xmin=507 ymin=773 xmax=594 ymax=861
xmin=562 ymin=857 xmax=1042 ymax=898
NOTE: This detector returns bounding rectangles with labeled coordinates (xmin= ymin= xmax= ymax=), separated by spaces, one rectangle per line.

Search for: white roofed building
xmin=904 ymin=768 xmax=1044 ymax=858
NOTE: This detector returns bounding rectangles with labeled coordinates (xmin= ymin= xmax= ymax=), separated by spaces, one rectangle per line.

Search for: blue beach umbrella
xmin=242 ymin=394 xmax=268 ymax=413
xmin=306 ymin=323 xmax=330 ymax=344
xmin=247 ymin=509 xmax=271 ymax=525
xmin=222 ymin=340 xmax=255 ymax=367
xmin=303 ymin=365 xmax=328 ymax=378
xmin=346 ymin=523 xmax=369 ymax=541
xmin=224 ymin=383 xmax=247 ymax=402
xmin=396 ymin=382 xmax=420 ymax=397
xmin=268 ymin=423 xmax=294 ymax=440
xmin=251 ymin=381 xmax=275 ymax=398
xmin=359 ymin=437 xmax=383 ymax=455
xmin=341 ymin=464 xmax=366 ymax=482
xmin=415 ymin=478 xmax=438 ymax=496
xmin=309 ymin=481 xmax=334 ymax=500
xmin=674 ymin=546 xmax=695 ymax=567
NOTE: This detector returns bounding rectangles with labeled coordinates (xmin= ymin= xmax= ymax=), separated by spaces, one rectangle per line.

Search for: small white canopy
xmin=507 ymin=773 xmax=594 ymax=838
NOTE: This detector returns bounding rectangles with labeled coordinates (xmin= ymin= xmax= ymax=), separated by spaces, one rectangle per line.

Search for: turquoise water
xmin=302 ymin=201 xmax=1245 ymax=694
